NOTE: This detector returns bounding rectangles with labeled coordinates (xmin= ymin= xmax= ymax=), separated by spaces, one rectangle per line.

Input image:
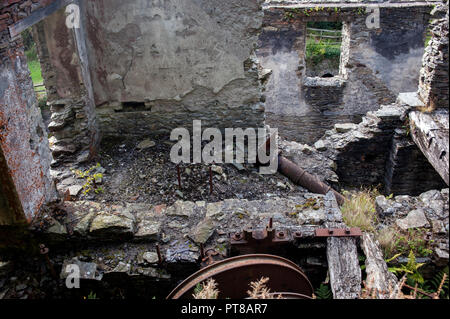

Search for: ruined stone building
xmin=0 ymin=0 xmax=448 ymax=299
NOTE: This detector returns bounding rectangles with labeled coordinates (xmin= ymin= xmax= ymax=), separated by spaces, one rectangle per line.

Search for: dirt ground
xmin=73 ymin=134 xmax=309 ymax=206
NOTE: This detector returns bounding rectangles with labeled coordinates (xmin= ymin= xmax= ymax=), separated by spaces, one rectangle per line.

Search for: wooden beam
xmin=410 ymin=110 xmax=449 ymax=185
xmin=360 ymin=233 xmax=398 ymax=299
xmin=9 ymin=0 xmax=74 ymax=38
xmin=324 ymin=192 xmax=362 ymax=299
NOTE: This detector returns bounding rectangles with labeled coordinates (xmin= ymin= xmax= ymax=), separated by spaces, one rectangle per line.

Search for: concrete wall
xmin=80 ymin=0 xmax=266 ymax=136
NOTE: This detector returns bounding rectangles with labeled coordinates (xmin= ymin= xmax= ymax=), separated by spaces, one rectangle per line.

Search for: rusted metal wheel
xmin=167 ymin=254 xmax=313 ymax=299
xmin=266 ymin=293 xmax=313 ymax=299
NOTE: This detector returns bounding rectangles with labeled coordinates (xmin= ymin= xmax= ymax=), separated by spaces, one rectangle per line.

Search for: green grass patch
xmin=306 ymin=39 xmax=342 ymax=66
xmin=27 ymin=59 xmax=44 ymax=86
xmin=25 ymin=46 xmax=43 ymax=86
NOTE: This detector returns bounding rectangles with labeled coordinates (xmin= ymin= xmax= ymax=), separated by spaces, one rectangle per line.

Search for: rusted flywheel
xmin=167 ymin=254 xmax=313 ymax=299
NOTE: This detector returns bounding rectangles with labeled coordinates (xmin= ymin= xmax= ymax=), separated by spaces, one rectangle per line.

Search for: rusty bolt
xmin=209 ymin=165 xmax=213 ymax=195
xmin=328 ymin=230 xmax=334 ymax=235
xmin=345 ymin=229 xmax=351 ymax=235
xmin=295 ymin=231 xmax=302 ymax=237
xmin=39 ymin=244 xmax=49 ymax=255
xmin=233 ymin=232 xmax=242 ymax=240
xmin=156 ymin=244 xmax=163 ymax=264
xmin=277 ymin=231 xmax=285 ymax=238
xmin=177 ymin=165 xmax=182 ymax=189
xmin=200 ymin=243 xmax=205 ymax=259
xmin=39 ymin=244 xmax=56 ymax=278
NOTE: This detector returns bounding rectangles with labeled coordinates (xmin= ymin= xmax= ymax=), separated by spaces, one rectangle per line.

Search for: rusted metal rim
xmin=167 ymin=254 xmax=313 ymax=299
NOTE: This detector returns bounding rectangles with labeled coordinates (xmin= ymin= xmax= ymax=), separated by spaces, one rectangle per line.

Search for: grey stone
xmin=134 ymin=220 xmax=161 ymax=241
xmin=90 ymin=212 xmax=135 ymax=235
xmin=314 ymin=140 xmax=327 ymax=151
xmin=60 ymin=258 xmax=101 ymax=281
xmin=211 ymin=165 xmax=224 ymax=175
xmin=189 ymin=218 xmax=216 ymax=244
xmin=47 ymin=218 xmax=67 ymax=235
xmin=232 ymin=162 xmax=245 ymax=171
xmin=419 ymin=190 xmax=443 ymax=203
xmin=428 ymin=200 xmax=445 ymax=217
xmin=302 ymin=145 xmax=314 ymax=155
xmin=168 ymin=221 xmax=184 ymax=229
xmin=136 ymin=267 xmax=170 ymax=279
xmin=15 ymin=284 xmax=27 ymax=292
xmin=0 ymin=262 xmax=11 ymax=276
xmin=397 ymin=92 xmax=425 ymax=107
xmin=395 ymin=209 xmax=430 ymax=230
xmin=375 ymin=196 xmax=395 ymax=216
xmin=68 ymin=185 xmax=83 ymax=197
xmin=111 ymin=262 xmax=131 ymax=273
xmin=206 ymin=202 xmax=225 ymax=220
xmin=434 ymin=248 xmax=449 ymax=267
xmin=335 ymin=123 xmax=357 ymax=133
xmin=142 ymin=252 xmax=159 ymax=264
xmin=165 ymin=200 xmax=196 ymax=217
xmin=76 ymin=151 xmax=91 ymax=163
xmin=175 ymin=190 xmax=184 ymax=198
xmin=137 ymin=139 xmax=156 ymax=150
xmin=165 ymin=247 xmax=199 ymax=264
xmin=73 ymin=212 xmax=96 ymax=236
xmin=431 ymin=220 xmax=446 ymax=234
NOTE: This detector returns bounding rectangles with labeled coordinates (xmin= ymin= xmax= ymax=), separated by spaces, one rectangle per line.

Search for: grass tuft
xmin=340 ymin=188 xmax=379 ymax=232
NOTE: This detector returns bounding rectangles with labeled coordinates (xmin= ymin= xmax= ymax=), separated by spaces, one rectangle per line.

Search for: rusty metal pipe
xmin=277 ymin=155 xmax=346 ymax=206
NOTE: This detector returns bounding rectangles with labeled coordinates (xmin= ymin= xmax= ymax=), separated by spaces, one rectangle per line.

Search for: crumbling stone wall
xmin=0 ymin=0 xmax=58 ymax=224
xmin=258 ymin=3 xmax=432 ymax=118
xmin=32 ymin=7 xmax=99 ymax=165
xmin=384 ymin=127 xmax=447 ymax=196
xmin=314 ymin=102 xmax=446 ymax=195
xmin=418 ymin=1 xmax=449 ymax=109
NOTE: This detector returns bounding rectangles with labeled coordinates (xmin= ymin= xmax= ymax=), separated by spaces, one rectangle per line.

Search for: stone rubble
xmin=375 ymin=188 xmax=449 ymax=267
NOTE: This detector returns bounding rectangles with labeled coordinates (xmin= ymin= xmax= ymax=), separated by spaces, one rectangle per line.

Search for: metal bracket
xmin=314 ymin=228 xmax=363 ymax=238
xmin=200 ymin=248 xmax=226 ymax=268
xmin=230 ymin=224 xmax=291 ymax=254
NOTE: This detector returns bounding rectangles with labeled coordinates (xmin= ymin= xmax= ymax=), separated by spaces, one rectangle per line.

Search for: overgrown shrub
xmin=377 ymin=226 xmax=433 ymax=259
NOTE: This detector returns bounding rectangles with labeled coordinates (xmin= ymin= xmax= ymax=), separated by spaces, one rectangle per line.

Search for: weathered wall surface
xmin=258 ymin=4 xmax=432 ymax=121
xmin=0 ymin=0 xmax=57 ymax=224
xmin=257 ymin=14 xmax=306 ymax=115
xmin=79 ymin=0 xmax=265 ymax=135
